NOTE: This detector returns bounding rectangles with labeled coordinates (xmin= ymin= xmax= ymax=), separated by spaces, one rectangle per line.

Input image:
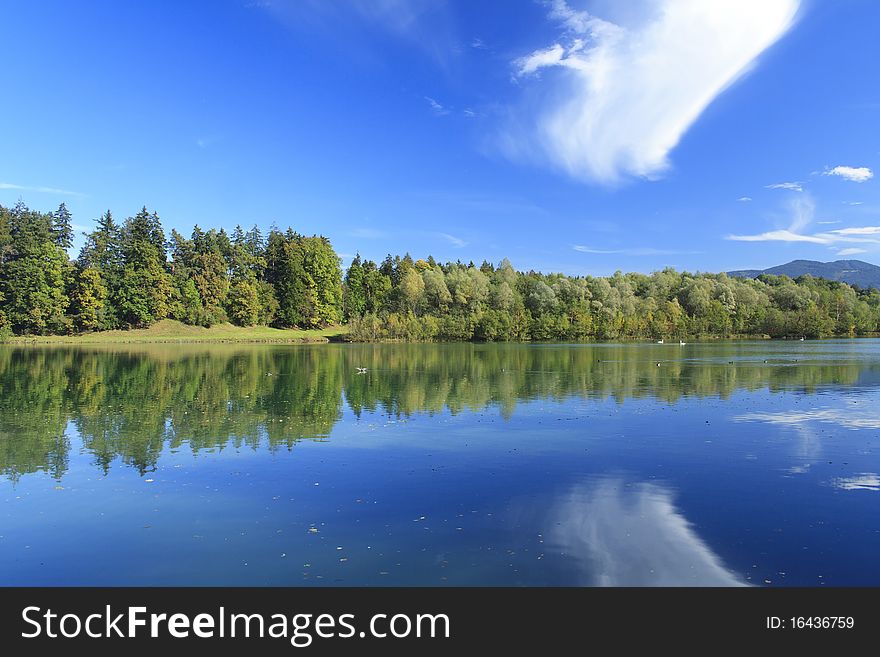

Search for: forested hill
xmin=2 ymin=201 xmax=880 ymax=342
xmin=729 ymin=259 xmax=880 ymax=290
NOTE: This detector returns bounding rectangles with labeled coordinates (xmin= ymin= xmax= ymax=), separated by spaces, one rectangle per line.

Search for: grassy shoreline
xmin=3 ymin=319 xmax=349 ymax=344
xmin=4 ymin=320 xmax=878 ymax=346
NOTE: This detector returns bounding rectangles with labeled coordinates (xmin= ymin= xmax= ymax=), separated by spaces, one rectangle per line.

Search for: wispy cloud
xmin=828 ymin=226 xmax=880 ymax=236
xmin=424 ymin=96 xmax=450 ymax=116
xmin=738 ymin=196 xmax=753 ymax=202
xmin=574 ymin=245 xmax=699 ymax=256
xmin=470 ymin=37 xmax=487 ymax=50
xmin=437 ymin=232 xmax=467 ymax=248
xmin=726 ymin=230 xmax=828 ymax=244
xmin=726 ymin=194 xmax=880 ymax=248
xmin=347 ymin=227 xmax=387 ymax=239
xmin=824 ymin=165 xmax=873 ymax=183
xmin=836 ymin=248 xmax=868 ymax=256
xmin=505 ymin=0 xmax=800 ymax=184
xmin=195 ymin=136 xmax=219 ymax=149
xmin=412 ymin=190 xmax=548 ymax=216
xmin=261 ymin=0 xmax=457 ymax=68
xmin=0 ymin=182 xmax=85 ymax=197
xmin=727 ymin=227 xmax=880 ymax=245
xmin=844 ymin=201 xmax=864 ymax=206
xmin=765 ymin=181 xmax=804 ymax=192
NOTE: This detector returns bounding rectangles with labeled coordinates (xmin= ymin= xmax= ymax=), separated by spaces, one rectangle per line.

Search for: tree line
xmin=343 ymin=256 xmax=880 ymax=341
xmin=0 ymin=201 xmax=340 ymax=336
xmin=2 ymin=200 xmax=879 ymax=340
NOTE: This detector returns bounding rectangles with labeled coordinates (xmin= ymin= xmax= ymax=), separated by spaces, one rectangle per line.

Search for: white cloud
xmin=824 ymin=165 xmax=873 ymax=183
xmin=844 ymin=201 xmax=864 ymax=206
xmin=437 ymin=232 xmax=467 ymax=248
xmin=727 ymin=230 xmax=880 ymax=245
xmin=726 ymin=229 xmax=828 ymax=243
xmin=263 ymin=0 xmax=456 ymax=68
xmin=0 ymin=182 xmax=85 ymax=197
xmin=837 ymin=248 xmax=868 ymax=256
xmin=737 ymin=196 xmax=752 ymax=202
xmin=508 ymin=0 xmax=800 ymax=183
xmin=347 ymin=227 xmax=387 ymax=239
xmin=424 ymin=96 xmax=450 ymax=116
xmin=829 ymin=226 xmax=880 ymax=236
xmin=574 ymin=245 xmax=699 ymax=256
xmin=765 ymin=181 xmax=804 ymax=192
xmin=726 ymin=194 xmax=880 ymax=247
xmin=470 ymin=37 xmax=487 ymax=50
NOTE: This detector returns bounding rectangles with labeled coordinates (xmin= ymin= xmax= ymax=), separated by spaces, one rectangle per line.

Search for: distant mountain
xmin=728 ymin=259 xmax=880 ymax=290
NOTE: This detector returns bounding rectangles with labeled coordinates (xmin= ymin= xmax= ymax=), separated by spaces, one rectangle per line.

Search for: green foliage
xmin=344 ymin=256 xmax=880 ymax=343
xmin=255 ymin=280 xmax=279 ymax=326
xmin=228 ymin=279 xmax=261 ymax=326
xmin=266 ymin=231 xmax=343 ymax=328
xmin=68 ymin=265 xmax=107 ymax=332
xmin=0 ymin=203 xmax=71 ymax=334
xmin=1 ymin=200 xmax=878 ymax=341
xmin=171 ymin=278 xmax=205 ymax=326
xmin=52 ymin=202 xmax=74 ymax=250
xmin=343 ymin=255 xmax=367 ymax=320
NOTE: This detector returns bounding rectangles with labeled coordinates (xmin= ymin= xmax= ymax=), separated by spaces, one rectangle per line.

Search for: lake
xmin=1 ymin=340 xmax=879 ymax=586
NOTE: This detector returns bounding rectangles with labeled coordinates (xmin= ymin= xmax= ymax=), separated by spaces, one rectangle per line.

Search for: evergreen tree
xmin=343 ymin=255 xmax=366 ymax=320
xmin=265 ymin=229 xmax=309 ymax=327
xmin=51 ymin=202 xmax=74 ymax=250
xmin=0 ymin=202 xmax=70 ymax=334
xmin=115 ymin=208 xmax=172 ymax=328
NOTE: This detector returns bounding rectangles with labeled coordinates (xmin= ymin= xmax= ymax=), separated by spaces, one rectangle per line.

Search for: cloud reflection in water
xmin=548 ymin=479 xmax=747 ymax=586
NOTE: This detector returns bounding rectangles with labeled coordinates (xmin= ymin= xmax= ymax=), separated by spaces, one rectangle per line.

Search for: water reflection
xmin=734 ymin=408 xmax=880 ymax=430
xmin=0 ymin=341 xmax=878 ymax=481
xmin=734 ymin=405 xmax=878 ymax=476
xmin=547 ymin=478 xmax=747 ymax=586
xmin=832 ymin=474 xmax=880 ymax=491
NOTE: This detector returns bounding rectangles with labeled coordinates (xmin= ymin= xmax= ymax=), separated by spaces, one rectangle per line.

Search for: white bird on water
xmin=679 ymin=340 xmax=686 ymax=345
xmin=656 ymin=339 xmax=664 ymax=344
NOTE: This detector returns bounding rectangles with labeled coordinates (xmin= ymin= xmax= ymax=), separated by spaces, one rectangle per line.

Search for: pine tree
xmin=1 ymin=202 xmax=70 ymax=334
xmin=343 ymin=255 xmax=366 ymax=320
xmin=51 ymin=202 xmax=74 ymax=250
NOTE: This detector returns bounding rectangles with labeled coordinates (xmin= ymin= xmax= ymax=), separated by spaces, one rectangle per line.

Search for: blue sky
xmin=2 ymin=0 xmax=879 ymax=275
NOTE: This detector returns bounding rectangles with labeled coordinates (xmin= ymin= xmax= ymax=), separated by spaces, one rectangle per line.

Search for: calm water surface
xmin=1 ymin=341 xmax=879 ymax=586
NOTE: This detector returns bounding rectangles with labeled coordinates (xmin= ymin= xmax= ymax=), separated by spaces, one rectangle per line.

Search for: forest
xmin=1 ymin=200 xmax=879 ymax=341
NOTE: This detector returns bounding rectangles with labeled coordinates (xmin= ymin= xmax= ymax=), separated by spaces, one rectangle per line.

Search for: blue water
xmin=1 ymin=341 xmax=878 ymax=585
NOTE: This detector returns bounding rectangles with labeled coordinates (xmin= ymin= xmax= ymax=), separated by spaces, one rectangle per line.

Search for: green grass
xmin=4 ymin=319 xmax=349 ymax=344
